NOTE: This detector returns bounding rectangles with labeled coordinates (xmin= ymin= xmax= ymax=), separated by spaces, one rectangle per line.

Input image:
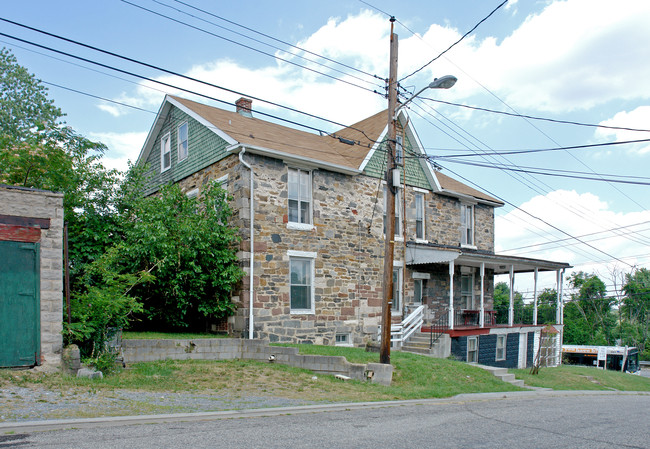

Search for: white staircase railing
xmin=377 ymin=305 xmax=425 ymax=348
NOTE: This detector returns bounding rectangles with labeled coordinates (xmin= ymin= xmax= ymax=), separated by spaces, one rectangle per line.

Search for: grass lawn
xmin=511 ymin=365 xmax=650 ymax=391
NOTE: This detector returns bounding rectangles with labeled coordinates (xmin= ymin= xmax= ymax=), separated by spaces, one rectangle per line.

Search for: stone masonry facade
xmin=0 ymin=186 xmax=64 ymax=368
xmin=175 ymin=152 xmax=496 ymax=346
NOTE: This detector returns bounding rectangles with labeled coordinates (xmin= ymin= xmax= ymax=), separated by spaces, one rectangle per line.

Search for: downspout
xmin=239 ymin=148 xmax=255 ymax=339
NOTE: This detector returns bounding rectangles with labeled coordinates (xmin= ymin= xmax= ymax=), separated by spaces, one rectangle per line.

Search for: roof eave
xmin=227 ymin=144 xmax=361 ymax=175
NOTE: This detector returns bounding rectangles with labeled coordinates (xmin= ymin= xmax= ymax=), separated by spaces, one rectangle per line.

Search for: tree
xmin=563 ymin=272 xmax=616 ymax=345
xmin=493 ymin=281 xmax=524 ymax=324
xmin=536 ymin=288 xmax=558 ymax=324
xmin=0 ymin=47 xmax=62 ymax=143
xmin=116 ymin=182 xmax=244 ymax=329
xmin=622 ymin=268 xmax=650 ymax=358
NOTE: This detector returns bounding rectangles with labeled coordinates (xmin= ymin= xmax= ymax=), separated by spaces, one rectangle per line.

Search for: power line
xmin=437 ymin=164 xmax=636 ymax=269
xmin=174 ymin=0 xmax=384 ymax=82
xmin=42 ymin=81 xmax=156 ymax=114
xmin=120 ymin=0 xmax=382 ymax=94
xmin=432 ymin=138 xmax=650 ymax=158
xmin=501 ymin=221 xmax=650 ymax=253
xmin=399 ymin=0 xmax=508 ymax=83
xmin=433 ymin=157 xmax=650 ymax=185
xmin=421 ymin=97 xmax=650 ymax=133
xmin=0 ymin=19 xmax=381 ymax=145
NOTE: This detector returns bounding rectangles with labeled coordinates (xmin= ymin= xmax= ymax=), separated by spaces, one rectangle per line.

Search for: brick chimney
xmin=235 ymin=97 xmax=253 ymax=117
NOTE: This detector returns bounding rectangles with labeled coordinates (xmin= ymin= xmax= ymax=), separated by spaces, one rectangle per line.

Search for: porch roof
xmin=405 ymin=242 xmax=571 ymax=274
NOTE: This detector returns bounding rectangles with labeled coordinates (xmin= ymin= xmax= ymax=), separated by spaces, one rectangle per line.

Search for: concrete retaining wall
xmin=121 ymin=338 xmax=393 ymax=386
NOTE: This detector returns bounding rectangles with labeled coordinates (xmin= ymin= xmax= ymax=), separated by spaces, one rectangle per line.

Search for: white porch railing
xmin=377 ymin=305 xmax=425 ymax=348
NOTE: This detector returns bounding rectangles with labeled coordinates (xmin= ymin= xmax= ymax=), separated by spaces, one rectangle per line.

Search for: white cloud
xmin=88 ymin=131 xmax=148 ymax=171
xmin=595 ymin=106 xmax=650 ymax=155
xmin=495 ymin=189 xmax=650 ymax=293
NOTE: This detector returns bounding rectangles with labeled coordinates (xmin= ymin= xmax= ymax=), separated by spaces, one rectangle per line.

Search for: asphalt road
xmin=2 ymin=391 xmax=648 ymax=449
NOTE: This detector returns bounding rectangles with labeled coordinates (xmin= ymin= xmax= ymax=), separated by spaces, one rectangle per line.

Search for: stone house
xmin=136 ymin=95 xmax=570 ymax=368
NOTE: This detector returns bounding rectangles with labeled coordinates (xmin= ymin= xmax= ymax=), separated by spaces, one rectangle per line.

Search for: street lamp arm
xmin=394 ymin=75 xmax=457 ymax=118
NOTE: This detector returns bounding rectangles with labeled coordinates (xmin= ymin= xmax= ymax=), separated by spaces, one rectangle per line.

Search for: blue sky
xmin=2 ymin=0 xmax=650 ymax=296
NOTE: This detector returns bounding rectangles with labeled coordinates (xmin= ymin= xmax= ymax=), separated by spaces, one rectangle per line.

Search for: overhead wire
xmin=0 ymin=18 xmax=383 ymax=146
xmin=122 ymin=0 xmax=384 ymax=92
xmin=399 ymin=0 xmax=508 ymax=82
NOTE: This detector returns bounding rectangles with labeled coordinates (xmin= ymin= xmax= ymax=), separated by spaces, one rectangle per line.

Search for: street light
xmin=394 ymin=75 xmax=457 ymax=118
xmin=379 ymin=67 xmax=457 ymax=365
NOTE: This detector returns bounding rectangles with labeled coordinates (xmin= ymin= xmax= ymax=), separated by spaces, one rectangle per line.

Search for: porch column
xmin=533 ymin=268 xmax=539 ymax=325
xmin=449 ymin=261 xmax=455 ymax=330
xmin=509 ymin=265 xmax=514 ymax=326
xmin=478 ymin=262 xmax=485 ymax=327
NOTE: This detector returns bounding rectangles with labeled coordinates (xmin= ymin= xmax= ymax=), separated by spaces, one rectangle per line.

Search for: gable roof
xmin=136 ymin=95 xmax=502 ymax=205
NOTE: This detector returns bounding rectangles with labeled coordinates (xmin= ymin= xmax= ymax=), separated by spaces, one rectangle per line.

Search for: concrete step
xmin=476 ymin=364 xmax=529 ymax=389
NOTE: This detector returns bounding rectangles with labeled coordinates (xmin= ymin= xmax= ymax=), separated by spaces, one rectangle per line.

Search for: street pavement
xmin=1 ymin=390 xmax=648 ymax=448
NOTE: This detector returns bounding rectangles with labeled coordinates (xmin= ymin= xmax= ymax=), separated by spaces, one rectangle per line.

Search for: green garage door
xmin=0 ymin=241 xmax=40 ymax=367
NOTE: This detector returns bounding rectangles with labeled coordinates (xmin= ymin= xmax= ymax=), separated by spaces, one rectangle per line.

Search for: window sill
xmin=290 ymin=309 xmax=315 ymax=315
xmin=461 ymin=244 xmax=477 ymax=250
xmin=161 ymin=166 xmax=171 ymax=174
xmin=287 ymin=222 xmax=315 ymax=231
xmin=415 ymin=239 xmax=428 ymax=244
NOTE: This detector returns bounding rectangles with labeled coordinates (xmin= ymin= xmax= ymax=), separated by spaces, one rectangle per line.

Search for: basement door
xmin=0 ymin=241 xmax=40 ymax=367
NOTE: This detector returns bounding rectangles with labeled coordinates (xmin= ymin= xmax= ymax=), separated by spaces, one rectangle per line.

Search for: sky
xmin=2 ymin=0 xmax=650 ymax=299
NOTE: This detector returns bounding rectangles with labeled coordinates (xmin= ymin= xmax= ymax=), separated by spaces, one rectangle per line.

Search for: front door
xmin=0 ymin=241 xmax=40 ymax=367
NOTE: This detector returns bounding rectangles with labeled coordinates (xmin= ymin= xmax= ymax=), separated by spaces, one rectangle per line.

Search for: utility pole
xmin=380 ymin=17 xmax=399 ymax=365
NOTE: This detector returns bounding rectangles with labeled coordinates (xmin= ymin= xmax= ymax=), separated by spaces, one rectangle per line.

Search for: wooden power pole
xmin=380 ymin=18 xmax=399 ymax=365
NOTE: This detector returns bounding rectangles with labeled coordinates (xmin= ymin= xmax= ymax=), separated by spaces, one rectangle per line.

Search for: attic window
xmin=161 ymin=132 xmax=171 ymax=172
xmin=178 ymin=122 xmax=188 ymax=161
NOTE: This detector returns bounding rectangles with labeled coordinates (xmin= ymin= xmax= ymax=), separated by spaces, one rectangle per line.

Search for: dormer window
xmin=460 ymin=203 xmax=474 ymax=247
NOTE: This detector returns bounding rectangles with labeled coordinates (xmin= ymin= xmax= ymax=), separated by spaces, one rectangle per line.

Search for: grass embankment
xmin=511 ymin=365 xmax=650 ymax=391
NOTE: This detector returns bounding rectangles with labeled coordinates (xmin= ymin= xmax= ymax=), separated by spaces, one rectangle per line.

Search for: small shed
xmin=0 ymin=185 xmax=64 ymax=368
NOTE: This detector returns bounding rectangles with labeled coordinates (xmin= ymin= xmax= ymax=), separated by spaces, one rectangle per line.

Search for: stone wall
xmin=121 ymin=338 xmax=393 ymax=386
xmin=172 ymin=152 xmax=496 ymax=345
xmin=0 ymin=186 xmax=64 ymax=368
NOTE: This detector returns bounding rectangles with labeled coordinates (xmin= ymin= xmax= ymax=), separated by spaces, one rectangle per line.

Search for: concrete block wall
xmin=121 ymin=338 xmax=393 ymax=385
xmin=0 ymin=186 xmax=64 ymax=368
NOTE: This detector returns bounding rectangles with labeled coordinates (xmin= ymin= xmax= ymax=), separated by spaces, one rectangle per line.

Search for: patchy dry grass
xmin=511 ymin=365 xmax=650 ymax=391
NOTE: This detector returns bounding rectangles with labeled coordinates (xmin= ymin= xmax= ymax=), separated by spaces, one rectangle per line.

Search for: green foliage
xmin=64 ymin=246 xmax=151 ymax=357
xmin=621 ymin=268 xmax=650 ymax=358
xmin=116 ymin=182 xmax=244 ymax=329
xmin=563 ymin=271 xmax=616 ymax=345
xmin=0 ymin=47 xmax=62 ymax=142
xmin=493 ymin=282 xmax=524 ymax=324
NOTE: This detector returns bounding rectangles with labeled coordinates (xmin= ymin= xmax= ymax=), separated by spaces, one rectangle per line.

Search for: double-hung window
xmin=467 ymin=336 xmax=478 ymax=363
xmin=160 ymin=132 xmax=171 ymax=172
xmin=288 ymin=168 xmax=311 ymax=225
xmin=496 ymin=335 xmax=506 ymax=361
xmin=289 ymin=251 xmax=315 ymax=313
xmin=460 ymin=203 xmax=474 ymax=246
xmin=383 ymin=186 xmax=402 ymax=237
xmin=461 ymin=274 xmax=474 ymax=309
xmin=177 ymin=122 xmax=188 ymax=161
xmin=415 ymin=193 xmax=425 ymax=240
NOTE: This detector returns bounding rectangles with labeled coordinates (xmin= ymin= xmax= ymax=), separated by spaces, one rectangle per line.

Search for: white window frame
xmin=160 ymin=132 xmax=171 ymax=172
xmin=496 ymin=334 xmax=506 ymax=361
xmin=413 ymin=279 xmax=423 ymax=304
xmin=288 ymin=250 xmax=316 ymax=314
xmin=383 ymin=185 xmax=402 ymax=238
xmin=461 ymin=273 xmax=475 ymax=309
xmin=287 ymin=168 xmax=313 ymax=229
xmin=335 ymin=333 xmax=352 ymax=347
xmin=467 ymin=336 xmax=478 ymax=363
xmin=415 ymin=192 xmax=425 ymax=241
xmin=177 ymin=122 xmax=188 ymax=162
xmin=460 ymin=203 xmax=475 ymax=247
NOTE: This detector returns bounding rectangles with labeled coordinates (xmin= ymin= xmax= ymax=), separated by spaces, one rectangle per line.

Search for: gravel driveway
xmin=0 ymin=386 xmax=322 ymax=422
